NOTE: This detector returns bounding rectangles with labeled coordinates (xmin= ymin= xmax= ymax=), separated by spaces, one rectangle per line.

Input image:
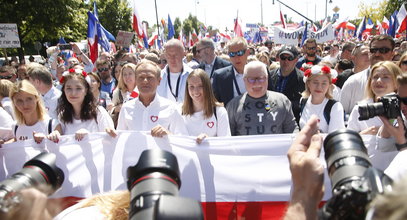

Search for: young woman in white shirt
xmin=181 ymin=69 xmax=231 ymax=144
xmin=347 ymin=61 xmax=402 ymax=134
xmin=8 ymin=80 xmax=61 ymax=143
xmin=57 ymin=69 xmax=114 ymax=141
xmin=299 ymin=65 xmax=345 ymax=133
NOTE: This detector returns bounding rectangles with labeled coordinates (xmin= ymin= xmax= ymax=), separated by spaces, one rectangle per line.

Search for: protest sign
xmin=273 ymin=26 xmax=304 ymax=45
xmin=0 ymin=23 xmax=21 ymax=48
xmin=115 ymin=31 xmax=134 ymax=47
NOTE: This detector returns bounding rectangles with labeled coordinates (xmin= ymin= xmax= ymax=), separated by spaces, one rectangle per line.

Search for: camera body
xmin=127 ymin=149 xmax=203 ymax=220
xmin=319 ymin=129 xmax=393 ymax=219
xmin=358 ymin=93 xmax=401 ymax=120
xmin=0 ymin=152 xmax=64 ymax=213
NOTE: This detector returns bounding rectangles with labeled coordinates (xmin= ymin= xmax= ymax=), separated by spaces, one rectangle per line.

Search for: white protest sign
xmin=115 ymin=31 xmax=134 ymax=47
xmin=0 ymin=23 xmax=21 ymax=48
xmin=307 ymin=24 xmax=335 ymax=43
xmin=273 ymin=26 xmax=304 ymax=45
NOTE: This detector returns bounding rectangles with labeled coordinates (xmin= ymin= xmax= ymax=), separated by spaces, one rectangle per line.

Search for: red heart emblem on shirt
xmin=207 ymin=121 xmax=214 ymax=128
xmin=151 ymin=116 xmax=158 ymax=122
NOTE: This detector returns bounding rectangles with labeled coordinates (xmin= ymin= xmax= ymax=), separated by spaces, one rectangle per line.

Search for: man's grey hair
xmin=197 ymin=38 xmax=215 ymax=50
xmin=243 ymin=61 xmax=268 ymax=78
xmin=164 ymin=39 xmax=185 ymax=52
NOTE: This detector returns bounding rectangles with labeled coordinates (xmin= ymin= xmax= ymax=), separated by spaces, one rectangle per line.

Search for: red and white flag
xmin=132 ymin=1 xmax=145 ymax=39
xmin=234 ymin=17 xmax=244 ymax=37
xmin=397 ymin=3 xmax=407 ymax=33
xmin=382 ymin=16 xmax=390 ymax=30
xmin=280 ymin=11 xmax=286 ymax=29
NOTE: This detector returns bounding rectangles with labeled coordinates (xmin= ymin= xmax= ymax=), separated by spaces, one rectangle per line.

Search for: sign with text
xmin=115 ymin=30 xmax=134 ymax=47
xmin=273 ymin=26 xmax=304 ymax=45
xmin=0 ymin=23 xmax=21 ymax=48
xmin=308 ymin=24 xmax=335 ymax=43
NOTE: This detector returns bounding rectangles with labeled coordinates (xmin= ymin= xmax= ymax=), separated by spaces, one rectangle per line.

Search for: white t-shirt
xmin=347 ymin=98 xmax=383 ymax=132
xmin=117 ymin=95 xmax=188 ymax=135
xmin=60 ymin=106 xmax=114 ymax=135
xmin=385 ymin=150 xmax=407 ymax=182
xmin=1 ymin=97 xmax=14 ymax=119
xmin=182 ymin=106 xmax=231 ymax=137
xmin=54 ymin=204 xmax=105 ymax=220
xmin=42 ymin=86 xmax=62 ymax=119
xmin=299 ymin=97 xmax=345 ymax=133
xmin=0 ymin=107 xmax=13 ymax=140
xmin=13 ymin=117 xmax=58 ymax=141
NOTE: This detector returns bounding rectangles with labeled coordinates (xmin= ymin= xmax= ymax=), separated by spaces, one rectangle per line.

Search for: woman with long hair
xmin=8 ymin=80 xmax=61 ymax=143
xmin=57 ymin=69 xmax=114 ymax=141
xmin=299 ymin=65 xmax=345 ymax=133
xmin=181 ymin=69 xmax=230 ymax=144
xmin=347 ymin=61 xmax=402 ymax=134
xmin=88 ymin=72 xmax=113 ymax=111
xmin=398 ymin=51 xmax=407 ymax=73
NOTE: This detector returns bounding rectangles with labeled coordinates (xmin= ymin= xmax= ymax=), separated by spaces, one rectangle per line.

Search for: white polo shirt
xmin=43 ymin=86 xmax=62 ymax=119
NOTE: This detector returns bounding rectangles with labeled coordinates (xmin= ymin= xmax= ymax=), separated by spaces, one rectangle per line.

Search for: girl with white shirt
xmin=8 ymin=80 xmax=61 ymax=143
xmin=57 ymin=69 xmax=114 ymax=141
xmin=181 ymin=69 xmax=231 ymax=144
xmin=347 ymin=61 xmax=401 ymax=134
xmin=299 ymin=65 xmax=345 ymax=133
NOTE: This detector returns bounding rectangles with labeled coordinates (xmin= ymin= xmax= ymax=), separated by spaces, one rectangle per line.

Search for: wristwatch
xmin=395 ymin=141 xmax=407 ymax=151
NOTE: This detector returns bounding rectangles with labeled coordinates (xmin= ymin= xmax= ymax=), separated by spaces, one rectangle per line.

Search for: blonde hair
xmin=0 ymin=79 xmax=14 ymax=97
xmin=79 ymin=190 xmax=130 ymax=220
xmin=9 ymin=80 xmax=47 ymax=125
xmin=366 ymin=61 xmax=401 ymax=100
xmin=302 ymin=66 xmax=334 ymax=99
xmin=182 ymin=69 xmax=223 ymax=118
xmin=117 ymin=63 xmax=137 ymax=92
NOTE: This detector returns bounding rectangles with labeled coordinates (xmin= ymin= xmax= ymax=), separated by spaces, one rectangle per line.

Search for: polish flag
xmin=132 ymin=2 xmax=145 ymax=39
xmin=148 ymin=34 xmax=158 ymax=46
xmin=234 ymin=17 xmax=244 ymax=37
xmin=396 ymin=4 xmax=407 ymax=33
xmin=382 ymin=16 xmax=390 ymax=30
xmin=220 ymin=33 xmax=231 ymax=40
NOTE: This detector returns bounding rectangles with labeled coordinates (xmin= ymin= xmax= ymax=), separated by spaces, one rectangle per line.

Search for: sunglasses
xmin=279 ymin=55 xmax=295 ymax=61
xmin=399 ymin=96 xmax=407 ymax=105
xmin=400 ymin=60 xmax=407 ymax=65
xmin=0 ymin=75 xmax=13 ymax=80
xmin=228 ymin=49 xmax=246 ymax=57
xmin=369 ymin=47 xmax=392 ymax=54
xmin=307 ymin=47 xmax=317 ymax=50
xmin=98 ymin=67 xmax=109 ymax=72
xmin=246 ymin=77 xmax=266 ymax=84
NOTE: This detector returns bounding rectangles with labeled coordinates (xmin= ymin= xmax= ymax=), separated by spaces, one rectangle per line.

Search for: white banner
xmin=0 ymin=23 xmax=21 ymax=48
xmin=308 ymin=24 xmax=335 ymax=43
xmin=273 ymin=27 xmax=304 ymax=45
xmin=0 ymin=132 xmax=398 ymax=202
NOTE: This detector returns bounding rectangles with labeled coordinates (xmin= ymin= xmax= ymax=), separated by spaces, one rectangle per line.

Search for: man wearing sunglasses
xmin=212 ymin=37 xmax=252 ymax=106
xmin=340 ymin=35 xmax=395 ymax=114
xmin=196 ymin=38 xmax=231 ymax=78
xmin=0 ymin=65 xmax=17 ymax=83
xmin=296 ymin=38 xmax=322 ymax=69
xmin=377 ymin=73 xmax=407 ymax=181
xmin=269 ymin=45 xmax=305 ymax=124
xmin=96 ymin=59 xmax=115 ymax=98
xmin=226 ymin=61 xmax=297 ymax=136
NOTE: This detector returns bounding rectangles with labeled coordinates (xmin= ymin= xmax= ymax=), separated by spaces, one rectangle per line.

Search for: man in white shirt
xmin=156 ymin=39 xmax=192 ymax=103
xmin=340 ymin=35 xmax=395 ymax=114
xmin=27 ymin=63 xmax=61 ymax=119
xmin=117 ymin=60 xmax=187 ymax=137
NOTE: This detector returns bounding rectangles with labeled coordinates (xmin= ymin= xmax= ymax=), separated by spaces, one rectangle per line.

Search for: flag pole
xmin=154 ymin=0 xmax=160 ymax=44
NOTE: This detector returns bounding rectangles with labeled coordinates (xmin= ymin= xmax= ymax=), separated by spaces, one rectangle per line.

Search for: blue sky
xmin=131 ymin=0 xmax=381 ymax=31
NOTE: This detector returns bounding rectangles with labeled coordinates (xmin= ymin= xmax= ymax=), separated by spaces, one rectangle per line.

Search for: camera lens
xmin=0 ymin=152 xmax=64 ymax=201
xmin=358 ymin=103 xmax=385 ymax=120
xmin=323 ymin=129 xmax=372 ymax=190
xmin=127 ymin=149 xmax=181 ymax=220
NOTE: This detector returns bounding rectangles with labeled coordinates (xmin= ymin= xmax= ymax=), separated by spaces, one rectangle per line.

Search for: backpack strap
xmin=323 ymin=99 xmax=337 ymax=125
xmin=299 ymin=97 xmax=308 ymax=117
xmin=14 ymin=125 xmax=18 ymax=136
xmin=48 ymin=119 xmax=53 ymax=134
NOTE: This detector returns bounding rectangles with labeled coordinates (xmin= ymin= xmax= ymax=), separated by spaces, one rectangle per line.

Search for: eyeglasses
xmin=307 ymin=47 xmax=317 ymax=50
xmin=369 ymin=47 xmax=392 ymax=54
xmin=279 ymin=55 xmax=295 ymax=61
xmin=98 ymin=67 xmax=109 ymax=72
xmin=399 ymin=96 xmax=407 ymax=105
xmin=228 ymin=49 xmax=246 ymax=57
xmin=400 ymin=60 xmax=407 ymax=65
xmin=160 ymin=59 xmax=167 ymax=64
xmin=246 ymin=77 xmax=266 ymax=84
xmin=0 ymin=75 xmax=13 ymax=80
xmin=197 ymin=47 xmax=210 ymax=54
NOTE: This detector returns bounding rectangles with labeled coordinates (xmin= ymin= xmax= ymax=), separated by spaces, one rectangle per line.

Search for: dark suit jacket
xmin=212 ymin=65 xmax=273 ymax=107
xmin=199 ymin=56 xmax=231 ymax=78
xmin=268 ymin=68 xmax=305 ymax=123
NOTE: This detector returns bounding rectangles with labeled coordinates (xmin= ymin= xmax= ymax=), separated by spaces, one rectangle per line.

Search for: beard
xmin=306 ymin=52 xmax=316 ymax=57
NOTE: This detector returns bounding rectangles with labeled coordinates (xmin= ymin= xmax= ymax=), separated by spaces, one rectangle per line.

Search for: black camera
xmin=319 ymin=129 xmax=393 ymax=219
xmin=0 ymin=152 xmax=64 ymax=213
xmin=58 ymin=44 xmax=72 ymax=50
xmin=358 ymin=93 xmax=401 ymax=120
xmin=127 ymin=149 xmax=203 ymax=220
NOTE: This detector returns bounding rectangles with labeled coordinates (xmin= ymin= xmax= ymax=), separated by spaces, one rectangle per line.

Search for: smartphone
xmin=59 ymin=44 xmax=72 ymax=50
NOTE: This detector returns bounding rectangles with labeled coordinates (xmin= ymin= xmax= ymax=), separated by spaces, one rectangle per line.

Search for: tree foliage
xmin=358 ymin=0 xmax=405 ymax=22
xmin=92 ymin=0 xmax=132 ymax=37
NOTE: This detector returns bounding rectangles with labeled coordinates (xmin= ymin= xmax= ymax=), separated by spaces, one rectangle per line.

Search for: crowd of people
xmin=1 ymin=32 xmax=407 ymax=219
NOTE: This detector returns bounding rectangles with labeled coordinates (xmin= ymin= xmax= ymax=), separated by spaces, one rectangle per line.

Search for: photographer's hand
xmin=379 ymin=116 xmax=406 ymax=145
xmin=285 ymin=115 xmax=324 ymax=220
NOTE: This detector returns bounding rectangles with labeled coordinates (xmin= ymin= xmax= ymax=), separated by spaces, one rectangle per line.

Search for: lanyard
xmin=232 ymin=74 xmax=242 ymax=96
xmin=167 ymin=66 xmax=183 ymax=100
